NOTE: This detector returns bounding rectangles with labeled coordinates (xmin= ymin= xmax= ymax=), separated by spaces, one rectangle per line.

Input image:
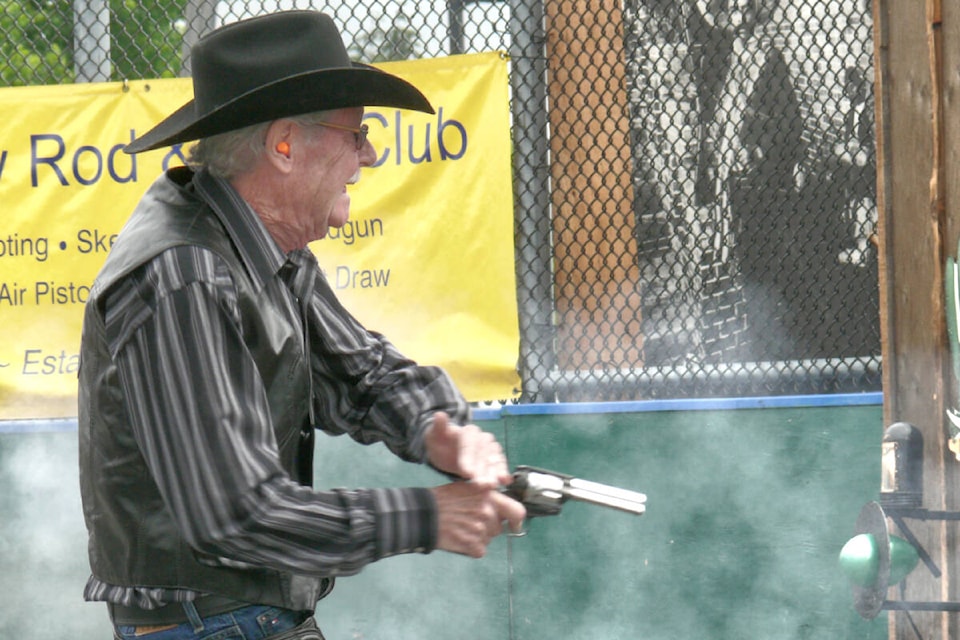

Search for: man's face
xmin=290 ymin=107 xmax=376 ymax=242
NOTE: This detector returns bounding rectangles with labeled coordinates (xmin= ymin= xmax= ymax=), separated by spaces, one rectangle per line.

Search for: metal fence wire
xmin=2 ymin=0 xmax=881 ymax=402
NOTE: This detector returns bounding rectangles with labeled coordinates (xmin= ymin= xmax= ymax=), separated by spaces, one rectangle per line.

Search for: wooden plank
xmin=939 ymin=1 xmax=960 ymax=639
xmin=545 ymin=0 xmax=644 ymax=376
xmin=876 ymin=0 xmax=951 ymax=637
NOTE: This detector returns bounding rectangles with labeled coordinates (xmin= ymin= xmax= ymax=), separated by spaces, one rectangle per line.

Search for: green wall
xmin=0 ymin=401 xmax=887 ymax=639
xmin=498 ymin=404 xmax=887 ymax=640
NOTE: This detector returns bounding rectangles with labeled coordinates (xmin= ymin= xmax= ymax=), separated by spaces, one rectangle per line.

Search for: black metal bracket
xmin=882 ymin=507 xmax=960 ymax=614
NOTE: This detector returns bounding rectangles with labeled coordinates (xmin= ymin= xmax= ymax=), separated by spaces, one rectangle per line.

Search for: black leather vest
xmin=78 ymin=169 xmax=329 ymax=610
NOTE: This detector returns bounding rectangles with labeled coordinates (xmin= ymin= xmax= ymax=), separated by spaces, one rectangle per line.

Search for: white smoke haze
xmin=2 ymin=405 xmax=887 ymax=639
xmin=0 ymin=427 xmax=510 ymax=640
xmin=0 ymin=431 xmax=112 ymax=639
xmin=300 ymin=431 xmax=512 ymax=640
xmin=500 ymin=409 xmax=887 ymax=640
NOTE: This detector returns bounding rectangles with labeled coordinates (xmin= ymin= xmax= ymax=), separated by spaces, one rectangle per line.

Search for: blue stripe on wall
xmin=1 ymin=392 xmax=884 ymax=432
xmin=474 ymin=391 xmax=883 ymax=420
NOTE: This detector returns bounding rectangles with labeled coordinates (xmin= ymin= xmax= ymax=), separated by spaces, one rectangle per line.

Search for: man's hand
xmin=425 ymin=412 xmax=526 ymax=556
xmin=424 ymin=412 xmax=512 ymax=489
xmin=430 ymin=481 xmax=527 ymax=557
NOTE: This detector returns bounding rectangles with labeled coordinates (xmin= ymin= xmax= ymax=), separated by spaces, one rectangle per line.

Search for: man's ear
xmin=264 ymin=119 xmax=296 ymax=172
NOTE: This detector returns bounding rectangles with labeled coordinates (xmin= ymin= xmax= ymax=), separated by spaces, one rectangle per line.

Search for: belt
xmin=108 ymin=594 xmax=250 ymax=626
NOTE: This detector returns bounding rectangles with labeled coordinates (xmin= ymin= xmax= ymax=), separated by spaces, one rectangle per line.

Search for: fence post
xmin=510 ymin=0 xmax=556 ymax=401
xmin=544 ymin=0 xmax=642 ymax=391
xmin=180 ymin=0 xmax=219 ymax=76
xmin=875 ymin=0 xmax=960 ymax=636
xmin=447 ymin=0 xmax=465 ymax=55
xmin=72 ymin=0 xmax=110 ymax=82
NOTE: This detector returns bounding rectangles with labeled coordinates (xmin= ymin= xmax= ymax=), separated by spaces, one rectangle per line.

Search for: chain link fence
xmin=2 ymin=0 xmax=881 ymax=402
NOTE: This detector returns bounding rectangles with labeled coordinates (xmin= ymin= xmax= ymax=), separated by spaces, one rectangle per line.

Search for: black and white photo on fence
xmin=625 ymin=0 xmax=878 ymax=368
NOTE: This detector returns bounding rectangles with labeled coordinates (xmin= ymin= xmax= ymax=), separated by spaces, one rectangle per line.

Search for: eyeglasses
xmin=313 ymin=121 xmax=369 ymax=151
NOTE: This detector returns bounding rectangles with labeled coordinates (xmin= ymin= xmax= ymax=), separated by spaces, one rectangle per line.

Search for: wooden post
xmin=943 ymin=3 xmax=960 ymax=634
xmin=941 ymin=0 xmax=960 ymax=636
xmin=876 ymin=0 xmax=960 ymax=636
xmin=545 ymin=0 xmax=644 ymax=378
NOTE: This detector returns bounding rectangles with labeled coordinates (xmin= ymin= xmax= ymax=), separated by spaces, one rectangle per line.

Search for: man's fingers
xmin=492 ymin=490 xmax=527 ymax=533
xmin=425 ymin=412 xmax=515 ymax=492
xmin=430 ymin=411 xmax=452 ymax=440
xmin=469 ymin=437 xmax=509 ymax=488
xmin=432 ymin=482 xmax=528 ymax=558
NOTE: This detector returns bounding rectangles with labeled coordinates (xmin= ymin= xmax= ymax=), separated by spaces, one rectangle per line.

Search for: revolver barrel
xmin=564 ymin=476 xmax=647 ymax=515
xmin=507 ymin=466 xmax=646 ymax=517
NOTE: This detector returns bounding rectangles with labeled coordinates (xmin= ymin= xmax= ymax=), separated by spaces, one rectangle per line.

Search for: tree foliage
xmin=1 ymin=0 xmax=72 ymax=86
xmin=110 ymin=0 xmax=186 ymax=81
xmin=1 ymin=0 xmax=186 ymax=86
xmin=348 ymin=15 xmax=424 ymax=63
xmin=2 ymin=2 xmax=425 ymax=87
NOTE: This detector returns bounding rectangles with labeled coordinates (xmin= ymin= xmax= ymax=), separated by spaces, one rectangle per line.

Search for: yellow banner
xmin=0 ymin=52 xmax=519 ymax=419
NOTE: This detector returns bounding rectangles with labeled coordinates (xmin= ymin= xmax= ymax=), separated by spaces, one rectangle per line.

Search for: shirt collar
xmin=192 ymin=168 xmax=288 ymax=290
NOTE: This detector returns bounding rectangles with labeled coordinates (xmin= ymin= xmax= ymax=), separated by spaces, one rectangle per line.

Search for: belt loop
xmin=182 ymin=601 xmax=205 ymax=633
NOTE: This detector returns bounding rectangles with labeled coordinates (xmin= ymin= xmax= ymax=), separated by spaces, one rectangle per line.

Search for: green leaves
xmin=0 ymin=0 xmax=186 ymax=86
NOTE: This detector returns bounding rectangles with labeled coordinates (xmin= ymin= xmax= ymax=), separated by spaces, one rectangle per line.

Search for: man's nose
xmin=359 ymin=138 xmax=377 ymax=167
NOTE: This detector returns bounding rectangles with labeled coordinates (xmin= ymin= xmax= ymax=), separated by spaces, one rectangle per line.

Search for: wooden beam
xmin=939 ymin=1 xmax=960 ymax=639
xmin=876 ymin=0 xmax=960 ymax=637
xmin=545 ymin=0 xmax=644 ymax=378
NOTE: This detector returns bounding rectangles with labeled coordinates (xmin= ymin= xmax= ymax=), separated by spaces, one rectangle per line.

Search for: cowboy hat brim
xmin=124 ymin=62 xmax=434 ymax=154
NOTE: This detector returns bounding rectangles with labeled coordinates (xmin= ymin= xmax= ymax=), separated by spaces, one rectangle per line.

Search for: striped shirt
xmin=83 ymin=168 xmax=470 ymax=608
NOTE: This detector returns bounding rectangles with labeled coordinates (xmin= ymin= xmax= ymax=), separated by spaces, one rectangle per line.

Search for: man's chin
xmin=329 ymin=212 xmax=351 ymax=230
xmin=329 ymin=200 xmax=351 ymax=229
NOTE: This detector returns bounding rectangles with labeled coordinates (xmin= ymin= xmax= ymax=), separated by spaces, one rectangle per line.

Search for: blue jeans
xmin=113 ymin=603 xmax=322 ymax=640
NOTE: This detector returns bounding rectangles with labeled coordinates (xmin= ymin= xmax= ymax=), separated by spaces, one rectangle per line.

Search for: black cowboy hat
xmin=124 ymin=10 xmax=434 ymax=154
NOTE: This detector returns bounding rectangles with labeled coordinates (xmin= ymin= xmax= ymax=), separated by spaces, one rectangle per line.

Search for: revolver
xmin=503 ymin=465 xmax=647 ymax=520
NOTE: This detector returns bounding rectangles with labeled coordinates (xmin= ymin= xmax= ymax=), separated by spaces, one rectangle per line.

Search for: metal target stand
xmin=851 ymin=502 xmax=960 ymax=640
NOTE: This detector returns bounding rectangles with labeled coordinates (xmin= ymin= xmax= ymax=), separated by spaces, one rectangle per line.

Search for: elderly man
xmin=78 ymin=10 xmax=524 ymax=640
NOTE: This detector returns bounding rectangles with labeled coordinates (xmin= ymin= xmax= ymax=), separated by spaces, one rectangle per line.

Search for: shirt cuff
xmin=370 ymin=487 xmax=437 ymax=559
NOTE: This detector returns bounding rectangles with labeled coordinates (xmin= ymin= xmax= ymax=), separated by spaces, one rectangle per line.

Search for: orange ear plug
xmin=276 ymin=141 xmax=290 ymax=156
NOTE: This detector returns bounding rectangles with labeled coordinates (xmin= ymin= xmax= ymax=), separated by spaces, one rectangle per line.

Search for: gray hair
xmin=187 ymin=110 xmax=335 ymax=180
